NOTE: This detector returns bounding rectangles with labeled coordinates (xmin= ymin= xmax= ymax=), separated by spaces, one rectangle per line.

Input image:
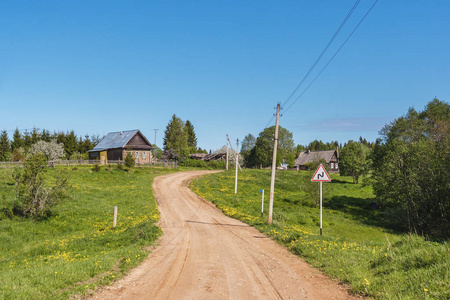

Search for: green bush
xmin=124 ymin=152 xmax=135 ymax=169
xmin=92 ymin=164 xmax=101 ymax=172
xmin=207 ymin=160 xmax=226 ymax=169
xmin=179 ymin=159 xmax=226 ymax=169
xmin=13 ymin=154 xmax=69 ymax=219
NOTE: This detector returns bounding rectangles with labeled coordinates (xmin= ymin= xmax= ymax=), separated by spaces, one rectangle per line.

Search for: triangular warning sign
xmin=311 ymin=164 xmax=331 ymax=182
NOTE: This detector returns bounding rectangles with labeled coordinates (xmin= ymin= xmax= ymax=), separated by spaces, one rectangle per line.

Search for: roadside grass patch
xmin=191 ymin=169 xmax=449 ymax=299
xmin=0 ymin=166 xmax=176 ymax=299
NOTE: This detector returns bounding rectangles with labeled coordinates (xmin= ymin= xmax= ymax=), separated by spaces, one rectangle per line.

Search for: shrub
xmin=13 ymin=154 xmax=69 ymax=219
xmin=124 ymin=152 xmax=135 ymax=169
xmin=92 ymin=164 xmax=101 ymax=172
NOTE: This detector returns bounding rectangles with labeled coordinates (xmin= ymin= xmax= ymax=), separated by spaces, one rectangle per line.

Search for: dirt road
xmin=91 ymin=171 xmax=355 ymax=299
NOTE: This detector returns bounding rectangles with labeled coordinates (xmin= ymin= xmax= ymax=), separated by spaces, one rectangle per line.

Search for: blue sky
xmin=1 ymin=1 xmax=449 ymax=151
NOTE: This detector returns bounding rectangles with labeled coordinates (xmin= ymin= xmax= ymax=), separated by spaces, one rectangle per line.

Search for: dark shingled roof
xmin=294 ymin=150 xmax=338 ymax=166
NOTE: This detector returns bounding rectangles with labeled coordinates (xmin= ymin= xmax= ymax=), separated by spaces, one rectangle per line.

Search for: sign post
xmin=259 ymin=189 xmax=264 ymax=217
xmin=311 ymin=164 xmax=331 ymax=236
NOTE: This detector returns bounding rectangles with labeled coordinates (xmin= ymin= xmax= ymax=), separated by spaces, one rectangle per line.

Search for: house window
xmin=330 ymin=163 xmax=334 ymax=169
xmin=143 ymin=152 xmax=146 ymax=159
xmin=335 ymin=163 xmax=338 ymax=169
xmin=135 ymin=151 xmax=139 ymax=159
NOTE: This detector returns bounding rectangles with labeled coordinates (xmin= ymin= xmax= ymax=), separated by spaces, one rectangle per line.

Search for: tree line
xmin=0 ymin=128 xmax=100 ymax=162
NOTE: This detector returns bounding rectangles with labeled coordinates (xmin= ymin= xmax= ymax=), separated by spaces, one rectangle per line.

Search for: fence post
xmin=113 ymin=206 xmax=118 ymax=228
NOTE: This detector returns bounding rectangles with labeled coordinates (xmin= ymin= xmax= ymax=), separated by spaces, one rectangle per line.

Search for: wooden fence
xmin=0 ymin=159 xmax=177 ymax=169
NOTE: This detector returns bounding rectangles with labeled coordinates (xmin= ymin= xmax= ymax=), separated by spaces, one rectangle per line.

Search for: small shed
xmin=294 ymin=150 xmax=339 ymax=172
xmin=88 ymin=130 xmax=153 ymax=164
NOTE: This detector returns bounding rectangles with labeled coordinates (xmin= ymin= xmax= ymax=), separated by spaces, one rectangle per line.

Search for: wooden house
xmin=88 ymin=130 xmax=153 ymax=164
xmin=294 ymin=149 xmax=339 ymax=172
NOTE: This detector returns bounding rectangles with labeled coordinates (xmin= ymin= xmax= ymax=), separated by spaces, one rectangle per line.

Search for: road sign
xmin=311 ymin=164 xmax=331 ymax=236
xmin=311 ymin=164 xmax=331 ymax=182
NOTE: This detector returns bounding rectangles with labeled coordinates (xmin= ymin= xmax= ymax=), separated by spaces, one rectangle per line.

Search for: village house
xmin=88 ymin=130 xmax=153 ymax=165
xmin=294 ymin=149 xmax=339 ymax=172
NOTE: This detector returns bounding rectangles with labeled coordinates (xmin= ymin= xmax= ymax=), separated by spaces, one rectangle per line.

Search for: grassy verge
xmin=191 ymin=169 xmax=449 ymax=299
xmin=0 ymin=165 xmax=176 ymax=299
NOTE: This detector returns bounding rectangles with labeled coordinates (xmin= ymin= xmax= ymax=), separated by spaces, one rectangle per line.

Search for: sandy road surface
xmin=91 ymin=171 xmax=356 ymax=300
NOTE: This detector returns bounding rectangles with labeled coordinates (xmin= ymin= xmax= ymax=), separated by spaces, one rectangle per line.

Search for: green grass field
xmin=0 ymin=165 xmax=175 ymax=299
xmin=191 ymin=169 xmax=450 ymax=299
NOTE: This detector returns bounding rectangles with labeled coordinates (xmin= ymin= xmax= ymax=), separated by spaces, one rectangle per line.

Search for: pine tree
xmin=41 ymin=129 xmax=51 ymax=142
xmin=185 ymin=120 xmax=197 ymax=152
xmin=0 ymin=130 xmax=10 ymax=161
xmin=23 ymin=130 xmax=33 ymax=150
xmin=163 ymin=114 xmax=188 ymax=159
xmin=31 ymin=127 xmax=40 ymax=144
xmin=11 ymin=128 xmax=23 ymax=151
xmin=64 ymin=131 xmax=78 ymax=159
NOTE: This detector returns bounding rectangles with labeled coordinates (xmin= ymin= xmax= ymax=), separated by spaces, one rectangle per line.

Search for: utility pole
xmin=226 ymin=134 xmax=229 ymax=170
xmin=152 ymin=129 xmax=159 ymax=164
xmin=235 ymin=138 xmax=239 ymax=194
xmin=152 ymin=129 xmax=159 ymax=146
xmin=268 ymin=103 xmax=281 ymax=224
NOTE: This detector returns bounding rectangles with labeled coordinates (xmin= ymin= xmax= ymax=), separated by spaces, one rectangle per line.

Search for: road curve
xmin=91 ymin=170 xmax=355 ymax=299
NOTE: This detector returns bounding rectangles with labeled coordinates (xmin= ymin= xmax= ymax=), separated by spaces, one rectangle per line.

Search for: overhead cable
xmin=281 ymin=0 xmax=361 ymax=109
xmin=283 ymin=0 xmax=379 ymax=115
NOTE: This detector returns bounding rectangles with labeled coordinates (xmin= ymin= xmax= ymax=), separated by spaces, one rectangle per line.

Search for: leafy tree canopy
xmin=339 ymin=140 xmax=372 ymax=184
xmin=245 ymin=126 xmax=295 ymax=168
xmin=373 ymin=98 xmax=449 ymax=238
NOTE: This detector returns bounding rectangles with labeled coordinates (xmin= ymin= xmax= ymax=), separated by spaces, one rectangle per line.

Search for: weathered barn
xmin=189 ymin=152 xmax=227 ymax=161
xmin=88 ymin=130 xmax=153 ymax=164
xmin=294 ymin=150 xmax=339 ymax=172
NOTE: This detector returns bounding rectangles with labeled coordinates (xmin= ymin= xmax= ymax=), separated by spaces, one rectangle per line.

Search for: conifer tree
xmin=11 ymin=128 xmax=23 ymax=151
xmin=0 ymin=130 xmax=10 ymax=161
xmin=185 ymin=120 xmax=197 ymax=152
xmin=163 ymin=114 xmax=188 ymax=159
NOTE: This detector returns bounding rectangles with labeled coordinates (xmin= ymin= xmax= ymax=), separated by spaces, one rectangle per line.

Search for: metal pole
xmin=268 ymin=103 xmax=280 ymax=224
xmin=152 ymin=129 xmax=159 ymax=164
xmin=153 ymin=129 xmax=159 ymax=146
xmin=320 ymin=181 xmax=323 ymax=236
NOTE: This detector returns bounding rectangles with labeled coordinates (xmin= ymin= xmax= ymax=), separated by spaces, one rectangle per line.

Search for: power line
xmin=264 ymin=114 xmax=276 ymax=128
xmin=283 ymin=0 xmax=379 ymax=115
xmin=265 ymin=0 xmax=362 ymax=129
xmin=281 ymin=0 xmax=361 ymax=109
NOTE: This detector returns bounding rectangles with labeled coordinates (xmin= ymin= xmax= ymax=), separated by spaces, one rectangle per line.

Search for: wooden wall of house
xmin=122 ymin=150 xmax=152 ymax=164
xmin=107 ymin=149 xmax=123 ymax=161
xmin=126 ymin=133 xmax=152 ymax=149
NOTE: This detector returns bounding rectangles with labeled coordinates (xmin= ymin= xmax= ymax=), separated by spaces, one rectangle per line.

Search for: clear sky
xmin=1 ymin=1 xmax=449 ymax=151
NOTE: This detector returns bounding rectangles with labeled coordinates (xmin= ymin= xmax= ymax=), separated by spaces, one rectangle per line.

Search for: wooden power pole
xmin=268 ymin=103 xmax=281 ymax=224
xmin=226 ymin=134 xmax=229 ymax=170
xmin=235 ymin=138 xmax=239 ymax=194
